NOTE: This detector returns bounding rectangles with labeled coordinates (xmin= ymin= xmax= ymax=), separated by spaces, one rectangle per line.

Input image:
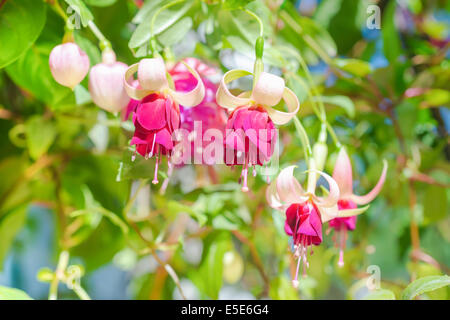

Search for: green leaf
xmin=74 ymin=31 xmax=101 ymax=65
xmin=402 ymin=275 xmax=450 ymax=300
xmin=167 ymin=200 xmax=207 ymax=226
xmin=158 ymin=17 xmax=193 ymax=47
xmin=0 ymin=204 xmax=28 ymax=270
xmin=312 ymin=95 xmax=355 ymax=118
xmin=128 ymin=0 xmax=194 ymax=49
xmin=0 ymin=0 xmax=46 ymax=68
xmin=423 ymin=184 xmax=448 ymax=224
xmin=190 ymin=233 xmax=231 ymax=299
xmin=363 ymin=289 xmax=396 ymax=300
xmin=25 ymin=116 xmax=57 ymax=160
xmin=64 ymin=0 xmax=94 ymax=27
xmin=382 ymin=1 xmax=402 ymax=64
xmin=0 ymin=285 xmax=33 ymax=300
xmin=422 ymin=89 xmax=450 ymax=107
xmin=334 ymin=58 xmax=372 ymax=77
xmin=84 ymin=0 xmax=117 ymax=7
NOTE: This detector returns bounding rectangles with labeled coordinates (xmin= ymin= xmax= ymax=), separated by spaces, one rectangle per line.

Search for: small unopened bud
xmin=88 ymin=49 xmax=130 ymax=113
xmin=49 ymin=43 xmax=90 ymax=89
xmin=312 ymin=141 xmax=328 ymax=172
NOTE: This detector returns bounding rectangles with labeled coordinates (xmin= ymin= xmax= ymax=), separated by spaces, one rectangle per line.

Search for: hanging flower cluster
xmin=123 ymin=57 xmax=205 ymax=183
xmin=216 ymin=70 xmax=299 ymax=191
xmin=328 ymin=149 xmax=387 ymax=267
xmin=267 ymin=150 xmax=387 ymax=287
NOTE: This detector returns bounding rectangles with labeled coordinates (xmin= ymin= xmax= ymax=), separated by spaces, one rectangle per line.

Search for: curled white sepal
xmin=124 ymin=63 xmax=155 ymax=100
xmin=169 ymin=61 xmax=205 ymax=107
xmin=306 ymin=169 xmax=340 ymax=208
xmin=337 ymin=205 xmax=370 ymax=218
xmin=216 ymin=69 xmax=252 ymax=110
xmin=216 ymin=69 xmax=299 ymax=125
xmin=124 ymin=59 xmax=205 ymax=106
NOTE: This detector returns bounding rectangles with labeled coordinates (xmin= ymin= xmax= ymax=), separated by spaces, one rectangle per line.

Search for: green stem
xmin=244 ymin=9 xmax=264 ymax=37
xmin=293 ymin=116 xmax=312 ymax=161
xmin=48 ymin=250 xmax=69 ymax=300
xmin=87 ymin=21 xmax=111 ymax=49
xmin=72 ymin=284 xmax=91 ymax=300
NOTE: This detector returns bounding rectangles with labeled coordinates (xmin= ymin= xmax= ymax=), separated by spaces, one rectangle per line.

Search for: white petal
xmin=252 ymin=72 xmax=285 ymax=107
xmin=264 ymin=87 xmax=300 ymax=125
xmin=137 ymin=58 xmax=168 ymax=91
xmin=169 ymin=60 xmax=205 ymax=107
xmin=216 ymin=69 xmax=252 ymax=110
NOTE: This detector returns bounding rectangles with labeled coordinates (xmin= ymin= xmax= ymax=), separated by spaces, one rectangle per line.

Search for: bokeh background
xmin=0 ymin=0 xmax=449 ymax=300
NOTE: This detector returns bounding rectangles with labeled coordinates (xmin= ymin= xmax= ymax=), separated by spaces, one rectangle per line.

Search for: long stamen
xmin=293 ymin=251 xmax=302 ymax=288
xmin=152 ymin=153 xmax=159 ymax=184
xmin=338 ymin=229 xmax=345 ymax=267
xmin=241 ymin=165 xmax=249 ymax=192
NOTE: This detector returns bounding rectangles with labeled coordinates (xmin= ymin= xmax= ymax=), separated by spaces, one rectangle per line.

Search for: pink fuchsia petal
xmin=349 ymin=159 xmax=388 ymax=205
xmin=138 ymin=57 xmax=168 ymax=91
xmin=124 ymin=64 xmax=154 ymax=100
xmin=329 ymin=216 xmax=357 ymax=231
xmin=171 ymin=57 xmax=216 ymax=77
xmin=252 ymin=72 xmax=285 ymax=107
xmin=49 ymin=42 xmax=90 ymax=89
xmin=155 ymin=128 xmax=174 ymax=150
xmin=136 ymin=94 xmax=167 ymax=130
xmin=332 ymin=148 xmax=354 ymax=197
xmin=216 ymin=69 xmax=252 ymax=110
xmin=276 ymin=166 xmax=307 ymax=205
xmin=264 ymin=87 xmax=299 ymax=125
xmin=169 ymin=61 xmax=205 ymax=107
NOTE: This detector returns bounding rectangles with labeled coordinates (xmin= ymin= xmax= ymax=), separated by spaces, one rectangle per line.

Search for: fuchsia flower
xmin=266 ymin=164 xmax=369 ymax=287
xmin=123 ymin=57 xmax=205 ymax=184
xmin=169 ymin=58 xmax=227 ymax=165
xmin=88 ymin=49 xmax=130 ymax=113
xmin=49 ymin=42 xmax=90 ymax=89
xmin=216 ymin=70 xmax=299 ymax=191
xmin=329 ymin=149 xmax=387 ymax=267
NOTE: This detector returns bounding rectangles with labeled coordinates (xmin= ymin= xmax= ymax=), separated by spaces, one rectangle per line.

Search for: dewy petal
xmin=276 ymin=166 xmax=307 ymax=204
xmin=138 ymin=58 xmax=168 ymax=91
xmin=252 ymin=72 xmax=285 ymax=107
xmin=349 ymin=159 xmax=388 ymax=205
xmin=169 ymin=60 xmax=205 ymax=107
xmin=332 ymin=148 xmax=353 ymax=197
xmin=337 ymin=205 xmax=370 ymax=218
xmin=216 ymin=69 xmax=252 ymax=110
xmin=124 ymin=63 xmax=154 ymax=100
xmin=309 ymin=170 xmax=340 ymax=208
xmin=264 ymin=87 xmax=299 ymax=125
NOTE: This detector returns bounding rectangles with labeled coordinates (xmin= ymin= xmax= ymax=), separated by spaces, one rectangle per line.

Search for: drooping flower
xmin=217 ymin=70 xmax=299 ymax=191
xmin=88 ymin=49 xmax=130 ymax=113
xmin=123 ymin=57 xmax=205 ymax=184
xmin=329 ymin=148 xmax=387 ymax=267
xmin=49 ymin=42 xmax=90 ymax=89
xmin=169 ymin=58 xmax=227 ymax=165
xmin=266 ymin=164 xmax=368 ymax=287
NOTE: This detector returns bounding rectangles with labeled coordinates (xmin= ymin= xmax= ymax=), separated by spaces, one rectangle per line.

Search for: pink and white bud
xmin=88 ymin=50 xmax=130 ymax=113
xmin=49 ymin=42 xmax=90 ymax=89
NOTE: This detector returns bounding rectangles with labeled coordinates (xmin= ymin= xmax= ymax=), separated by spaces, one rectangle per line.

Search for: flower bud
xmin=49 ymin=42 xmax=90 ymax=89
xmin=88 ymin=50 xmax=130 ymax=113
xmin=312 ymin=141 xmax=328 ymax=172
